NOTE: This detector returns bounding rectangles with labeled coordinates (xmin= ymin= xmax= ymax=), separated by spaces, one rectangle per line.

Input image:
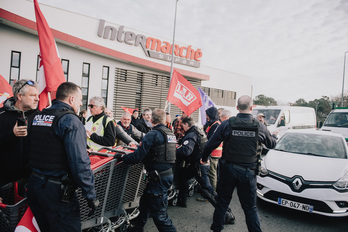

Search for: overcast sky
xmin=38 ymin=0 xmax=348 ymax=104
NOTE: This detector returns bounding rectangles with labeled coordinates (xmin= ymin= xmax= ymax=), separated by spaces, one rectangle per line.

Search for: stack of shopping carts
xmin=80 ymin=146 xmax=146 ymax=232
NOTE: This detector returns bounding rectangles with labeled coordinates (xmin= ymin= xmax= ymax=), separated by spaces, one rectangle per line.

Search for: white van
xmin=252 ymin=106 xmax=316 ymax=137
xmin=321 ymin=108 xmax=348 ymax=142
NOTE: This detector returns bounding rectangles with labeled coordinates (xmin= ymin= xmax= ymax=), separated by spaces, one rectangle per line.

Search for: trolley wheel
xmin=171 ymin=197 xmax=178 ymax=206
xmin=119 ymin=223 xmax=128 ymax=232
xmin=188 ymin=188 xmax=195 ymax=197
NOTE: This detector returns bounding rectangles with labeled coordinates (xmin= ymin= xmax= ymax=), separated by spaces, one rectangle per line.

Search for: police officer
xmin=201 ymin=95 xmax=277 ymax=232
xmin=175 ymin=117 xmax=235 ymax=224
xmin=176 ymin=116 xmax=212 ymax=207
xmin=27 ymin=82 xmax=98 ymax=231
xmin=116 ymin=109 xmax=176 ymax=232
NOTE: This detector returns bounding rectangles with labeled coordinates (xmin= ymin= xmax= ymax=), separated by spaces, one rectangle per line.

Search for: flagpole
xmin=166 ymin=0 xmax=179 ymax=113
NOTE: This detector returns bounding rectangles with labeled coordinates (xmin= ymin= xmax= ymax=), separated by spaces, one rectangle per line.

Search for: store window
xmin=102 ymin=66 xmax=109 ymax=105
xmin=81 ymin=63 xmax=90 ymax=110
xmin=61 ymin=59 xmax=69 ymax=81
xmin=10 ymin=51 xmax=21 ymax=85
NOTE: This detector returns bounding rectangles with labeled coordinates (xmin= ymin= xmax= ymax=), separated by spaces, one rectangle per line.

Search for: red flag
xmin=15 ymin=207 xmax=39 ymax=232
xmin=121 ymin=106 xmax=138 ymax=114
xmin=0 ymin=75 xmax=13 ymax=108
xmin=34 ymin=0 xmax=65 ymax=110
xmin=167 ymin=69 xmax=202 ymax=116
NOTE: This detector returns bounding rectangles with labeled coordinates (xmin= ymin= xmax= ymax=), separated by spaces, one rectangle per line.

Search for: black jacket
xmin=176 ymin=126 xmax=202 ymax=163
xmin=137 ymin=117 xmax=152 ymax=134
xmin=202 ymin=113 xmax=277 ymax=166
xmin=0 ymin=97 xmax=39 ymax=186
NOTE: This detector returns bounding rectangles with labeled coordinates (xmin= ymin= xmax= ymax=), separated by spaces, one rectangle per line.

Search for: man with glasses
xmin=86 ymin=96 xmax=116 ymax=151
xmin=0 ymin=79 xmax=39 ymax=190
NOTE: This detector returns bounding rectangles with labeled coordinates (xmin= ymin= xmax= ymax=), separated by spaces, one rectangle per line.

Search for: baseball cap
xmin=257 ymin=113 xmax=265 ymax=118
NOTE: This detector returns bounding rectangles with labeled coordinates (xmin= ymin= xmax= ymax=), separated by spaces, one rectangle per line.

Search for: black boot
xmin=127 ymin=224 xmax=144 ymax=232
xmin=177 ymin=195 xmax=187 ymax=208
xmin=224 ymin=209 xmax=235 ymax=224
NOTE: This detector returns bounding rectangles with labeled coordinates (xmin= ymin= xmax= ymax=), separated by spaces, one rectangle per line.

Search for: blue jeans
xmin=211 ymin=161 xmax=261 ymax=232
xmin=134 ymin=174 xmax=176 ymax=232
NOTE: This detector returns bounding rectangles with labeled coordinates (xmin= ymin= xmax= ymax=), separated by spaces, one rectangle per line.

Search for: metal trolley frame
xmin=80 ymin=146 xmax=146 ymax=232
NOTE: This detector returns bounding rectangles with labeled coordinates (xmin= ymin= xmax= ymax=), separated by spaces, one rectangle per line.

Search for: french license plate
xmin=278 ymin=198 xmax=313 ymax=213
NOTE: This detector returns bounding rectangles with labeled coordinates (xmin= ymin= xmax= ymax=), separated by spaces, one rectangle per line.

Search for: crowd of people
xmin=0 ymin=80 xmax=277 ymax=232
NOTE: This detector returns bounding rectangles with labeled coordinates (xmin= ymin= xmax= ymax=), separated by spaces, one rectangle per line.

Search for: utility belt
xmin=220 ymin=159 xmax=256 ymax=175
xmin=145 ymin=168 xmax=173 ymax=183
xmin=32 ymin=171 xmax=76 ymax=203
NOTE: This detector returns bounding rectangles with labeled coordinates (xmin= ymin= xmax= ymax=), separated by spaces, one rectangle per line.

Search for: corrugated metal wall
xmin=113 ymin=68 xmax=200 ymax=122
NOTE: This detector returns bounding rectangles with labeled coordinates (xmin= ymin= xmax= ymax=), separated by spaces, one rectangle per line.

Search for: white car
xmin=257 ymin=130 xmax=348 ymax=217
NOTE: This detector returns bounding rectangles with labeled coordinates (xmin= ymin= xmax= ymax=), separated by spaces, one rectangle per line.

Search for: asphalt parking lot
xmin=140 ymin=192 xmax=348 ymax=232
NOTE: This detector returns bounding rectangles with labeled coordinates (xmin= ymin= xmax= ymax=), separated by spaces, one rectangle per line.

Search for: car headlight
xmin=333 ymin=171 xmax=348 ymax=191
xmin=259 ymin=165 xmax=269 ymax=177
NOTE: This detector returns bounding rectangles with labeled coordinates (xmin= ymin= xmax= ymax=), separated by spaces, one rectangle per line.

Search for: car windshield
xmin=323 ymin=112 xmax=348 ymax=128
xmin=252 ymin=109 xmax=281 ymax=125
xmin=274 ymin=133 xmax=347 ymax=159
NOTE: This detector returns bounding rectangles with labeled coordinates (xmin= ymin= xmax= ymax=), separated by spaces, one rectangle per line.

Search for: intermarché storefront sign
xmin=97 ymin=20 xmax=202 ymax=68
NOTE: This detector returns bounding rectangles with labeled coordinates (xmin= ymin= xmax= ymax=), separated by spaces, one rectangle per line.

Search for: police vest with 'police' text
xmin=147 ymin=126 xmax=176 ymax=165
xmin=29 ymin=108 xmax=76 ymax=171
xmin=222 ymin=116 xmax=260 ymax=164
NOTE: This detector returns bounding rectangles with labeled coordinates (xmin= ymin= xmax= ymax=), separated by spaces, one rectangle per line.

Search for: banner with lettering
xmin=167 ymin=69 xmax=202 ymax=116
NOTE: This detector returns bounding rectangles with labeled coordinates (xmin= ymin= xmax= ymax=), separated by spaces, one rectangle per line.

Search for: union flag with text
xmin=0 ymin=74 xmax=13 ymax=108
xmin=167 ymin=69 xmax=202 ymax=116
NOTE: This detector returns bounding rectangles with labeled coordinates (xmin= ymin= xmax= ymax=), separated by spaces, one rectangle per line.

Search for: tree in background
xmin=253 ymin=94 xmax=277 ymax=106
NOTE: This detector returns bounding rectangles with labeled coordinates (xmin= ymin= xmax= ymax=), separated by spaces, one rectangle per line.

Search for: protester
xmin=137 ymin=108 xmax=153 ymax=133
xmin=165 ymin=112 xmax=173 ymax=130
xmin=86 ymin=96 xmax=116 ymax=151
xmin=79 ymin=109 xmax=87 ymax=125
xmin=27 ymin=82 xmax=97 ymax=231
xmin=117 ymin=111 xmax=145 ymax=145
xmin=0 ymin=79 xmax=39 ymax=190
xmin=131 ymin=109 xmax=141 ymax=127
xmin=205 ymin=107 xmax=222 ymax=191
xmin=115 ymin=109 xmax=177 ymax=232
xmin=218 ymin=108 xmax=225 ymax=121
xmin=202 ymin=95 xmax=277 ymax=232
xmin=220 ymin=110 xmax=232 ymax=122
xmin=104 ymin=107 xmax=139 ymax=147
xmin=104 ymin=107 xmax=114 ymax=119
xmin=173 ymin=111 xmax=187 ymax=143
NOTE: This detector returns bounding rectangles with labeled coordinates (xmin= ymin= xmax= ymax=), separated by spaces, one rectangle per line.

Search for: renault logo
xmin=292 ymin=178 xmax=302 ymax=190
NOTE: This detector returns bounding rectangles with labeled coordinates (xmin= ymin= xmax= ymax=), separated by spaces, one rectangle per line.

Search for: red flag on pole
xmin=0 ymin=75 xmax=13 ymax=108
xmin=167 ymin=69 xmax=202 ymax=116
xmin=121 ymin=106 xmax=138 ymax=114
xmin=34 ymin=0 xmax=65 ymax=110
xmin=14 ymin=207 xmax=39 ymax=232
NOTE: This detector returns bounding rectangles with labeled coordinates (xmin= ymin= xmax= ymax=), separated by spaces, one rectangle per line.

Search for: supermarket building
xmin=0 ymin=0 xmax=252 ymax=121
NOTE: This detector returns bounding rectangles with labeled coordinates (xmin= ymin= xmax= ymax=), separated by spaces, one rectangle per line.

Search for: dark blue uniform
xmin=202 ymin=113 xmax=276 ymax=232
xmin=122 ymin=123 xmax=176 ymax=232
xmin=176 ymin=125 xmax=213 ymax=203
xmin=27 ymin=101 xmax=96 ymax=232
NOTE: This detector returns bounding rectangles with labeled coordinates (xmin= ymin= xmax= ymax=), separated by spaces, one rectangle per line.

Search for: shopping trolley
xmin=0 ymin=182 xmax=28 ymax=232
xmin=80 ymin=146 xmax=146 ymax=232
